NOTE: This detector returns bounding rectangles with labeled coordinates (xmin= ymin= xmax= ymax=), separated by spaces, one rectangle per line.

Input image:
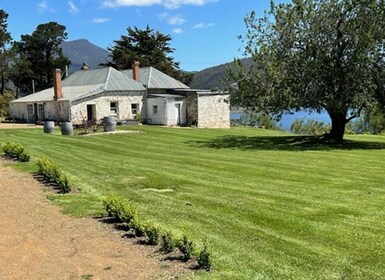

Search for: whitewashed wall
xmin=147 ymin=98 xmax=168 ymax=125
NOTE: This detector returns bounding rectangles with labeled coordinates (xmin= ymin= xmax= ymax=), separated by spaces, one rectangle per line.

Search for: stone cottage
xmin=9 ymin=63 xmax=230 ymax=128
xmin=9 ymin=67 xmax=146 ymax=125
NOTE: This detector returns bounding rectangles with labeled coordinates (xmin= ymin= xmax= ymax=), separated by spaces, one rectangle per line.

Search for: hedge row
xmin=36 ymin=156 xmax=72 ymax=193
xmin=102 ymin=194 xmax=211 ymax=271
xmin=2 ymin=141 xmax=30 ymax=162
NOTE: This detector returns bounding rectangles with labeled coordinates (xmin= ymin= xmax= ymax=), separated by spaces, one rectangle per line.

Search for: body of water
xmin=231 ymin=110 xmax=331 ymax=131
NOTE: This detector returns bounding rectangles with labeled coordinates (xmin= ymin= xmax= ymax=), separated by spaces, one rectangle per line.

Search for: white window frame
xmin=131 ymin=103 xmax=139 ymax=116
xmin=110 ymin=101 xmax=118 ymax=116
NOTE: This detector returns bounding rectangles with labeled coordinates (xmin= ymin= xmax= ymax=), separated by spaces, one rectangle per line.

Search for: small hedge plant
xmin=102 ymin=193 xmax=213 ymax=270
xmin=197 ymin=240 xmax=212 ymax=271
xmin=2 ymin=141 xmax=30 ymax=162
xmin=102 ymin=194 xmax=138 ymax=224
xmin=36 ymin=156 xmax=72 ymax=193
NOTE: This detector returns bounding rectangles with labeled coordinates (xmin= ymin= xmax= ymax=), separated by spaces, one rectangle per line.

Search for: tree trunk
xmin=0 ymin=75 xmax=4 ymax=96
xmin=326 ymin=109 xmax=347 ymax=142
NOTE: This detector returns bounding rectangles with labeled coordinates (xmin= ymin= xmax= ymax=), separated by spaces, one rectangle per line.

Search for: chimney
xmin=53 ymin=68 xmax=63 ymax=100
xmin=133 ymin=61 xmax=140 ymax=81
xmin=81 ymin=62 xmax=89 ymax=70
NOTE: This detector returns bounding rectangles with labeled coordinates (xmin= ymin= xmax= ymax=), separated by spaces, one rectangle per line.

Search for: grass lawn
xmin=1 ymin=125 xmax=385 ymax=279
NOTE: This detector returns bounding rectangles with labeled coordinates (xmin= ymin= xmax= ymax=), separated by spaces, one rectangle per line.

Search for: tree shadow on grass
xmin=187 ymin=135 xmax=385 ymax=151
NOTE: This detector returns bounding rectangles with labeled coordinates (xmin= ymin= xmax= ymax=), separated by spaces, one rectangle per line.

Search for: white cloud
xmin=91 ymin=17 xmax=110 ymax=23
xmin=68 ymin=1 xmax=80 ymax=14
xmin=172 ymin=28 xmax=183 ymax=34
xmin=168 ymin=14 xmax=185 ymax=25
xmin=102 ymin=0 xmax=218 ymax=9
xmin=37 ymin=1 xmax=56 ymax=13
xmin=158 ymin=13 xmax=185 ymax=26
xmin=193 ymin=22 xmax=214 ymax=29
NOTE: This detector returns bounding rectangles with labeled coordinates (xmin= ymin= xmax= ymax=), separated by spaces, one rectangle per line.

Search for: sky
xmin=1 ymin=0 xmax=289 ymax=71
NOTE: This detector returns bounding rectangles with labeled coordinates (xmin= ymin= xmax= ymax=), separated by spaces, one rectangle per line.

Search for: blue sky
xmin=2 ymin=0 xmax=288 ymax=71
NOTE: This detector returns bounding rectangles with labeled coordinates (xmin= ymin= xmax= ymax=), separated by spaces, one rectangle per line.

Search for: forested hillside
xmin=61 ymin=39 xmax=110 ymax=73
xmin=191 ymin=58 xmax=253 ymax=90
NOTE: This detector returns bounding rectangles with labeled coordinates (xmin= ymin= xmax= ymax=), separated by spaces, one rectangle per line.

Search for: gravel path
xmin=0 ymin=160 xmax=181 ymax=280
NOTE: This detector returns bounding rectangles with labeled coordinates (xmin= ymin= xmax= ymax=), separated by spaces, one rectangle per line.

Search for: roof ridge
xmin=147 ymin=67 xmax=153 ymax=88
xmin=104 ymin=67 xmax=112 ymax=90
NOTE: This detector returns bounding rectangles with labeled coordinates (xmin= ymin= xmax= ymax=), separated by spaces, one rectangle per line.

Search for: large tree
xmin=12 ymin=22 xmax=70 ymax=93
xmin=230 ymin=0 xmax=385 ymax=142
xmin=0 ymin=9 xmax=12 ymax=95
xmin=106 ymin=26 xmax=193 ymax=85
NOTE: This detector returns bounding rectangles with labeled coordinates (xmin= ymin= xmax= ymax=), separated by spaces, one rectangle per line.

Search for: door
xmin=87 ymin=104 xmax=96 ymax=124
xmin=175 ymin=103 xmax=181 ymax=125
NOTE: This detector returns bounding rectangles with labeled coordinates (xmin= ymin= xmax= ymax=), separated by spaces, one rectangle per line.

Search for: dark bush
xmin=177 ymin=235 xmax=195 ymax=261
xmin=2 ymin=141 xmax=30 ymax=162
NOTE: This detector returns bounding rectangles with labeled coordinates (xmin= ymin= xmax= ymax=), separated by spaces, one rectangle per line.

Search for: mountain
xmin=191 ymin=58 xmax=254 ymax=90
xmin=61 ymin=39 xmax=110 ymax=73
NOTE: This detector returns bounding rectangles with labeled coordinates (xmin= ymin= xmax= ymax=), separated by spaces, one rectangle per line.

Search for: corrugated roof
xmin=63 ymin=67 xmax=145 ymax=91
xmin=11 ymin=84 xmax=104 ymax=103
xmin=11 ymin=67 xmax=145 ymax=103
xmin=122 ymin=67 xmax=189 ymax=89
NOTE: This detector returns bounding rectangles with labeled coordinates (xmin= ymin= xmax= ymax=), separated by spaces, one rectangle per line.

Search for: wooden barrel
xmin=43 ymin=121 xmax=55 ymax=133
xmin=103 ymin=116 xmax=116 ymax=132
xmin=60 ymin=121 xmax=73 ymax=135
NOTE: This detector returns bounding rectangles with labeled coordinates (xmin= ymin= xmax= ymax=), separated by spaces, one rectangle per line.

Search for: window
xmin=27 ymin=104 xmax=33 ymax=115
xmin=131 ymin=103 xmax=139 ymax=116
xmin=37 ymin=104 xmax=45 ymax=120
xmin=152 ymin=105 xmax=158 ymax=114
xmin=110 ymin=102 xmax=118 ymax=115
xmin=27 ymin=104 xmax=34 ymax=122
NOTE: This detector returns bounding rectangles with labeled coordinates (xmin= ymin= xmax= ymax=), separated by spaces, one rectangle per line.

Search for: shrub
xmin=129 ymin=216 xmax=146 ymax=237
xmin=58 ymin=173 xmax=72 ymax=193
xmin=36 ymin=156 xmax=72 ymax=193
xmin=197 ymin=241 xmax=212 ymax=271
xmin=145 ymin=222 xmax=161 ymax=245
xmin=120 ymin=203 xmax=138 ymax=225
xmin=102 ymin=194 xmax=126 ymax=221
xmin=177 ymin=235 xmax=195 ymax=261
xmin=290 ymin=119 xmax=330 ymax=135
xmin=102 ymin=194 xmax=138 ymax=224
xmin=2 ymin=141 xmax=30 ymax=162
xmin=161 ymin=231 xmax=176 ymax=253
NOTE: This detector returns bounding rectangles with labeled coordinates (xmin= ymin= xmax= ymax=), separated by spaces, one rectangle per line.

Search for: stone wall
xmin=197 ymin=93 xmax=230 ymax=128
xmin=9 ymin=100 xmax=70 ymax=122
xmin=70 ymin=92 xmax=144 ymax=125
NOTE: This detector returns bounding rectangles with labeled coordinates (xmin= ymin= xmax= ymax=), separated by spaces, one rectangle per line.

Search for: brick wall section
xmin=197 ymin=93 xmax=230 ymax=128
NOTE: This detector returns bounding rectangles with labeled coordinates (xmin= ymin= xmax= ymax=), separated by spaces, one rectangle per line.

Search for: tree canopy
xmin=106 ymin=26 xmax=193 ymax=85
xmin=0 ymin=9 xmax=12 ymax=95
xmin=230 ymin=0 xmax=385 ymax=142
xmin=11 ymin=22 xmax=70 ymax=93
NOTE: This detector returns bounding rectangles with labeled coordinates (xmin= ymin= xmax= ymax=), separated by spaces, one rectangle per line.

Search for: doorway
xmin=175 ymin=103 xmax=181 ymax=125
xmin=87 ymin=104 xmax=96 ymax=124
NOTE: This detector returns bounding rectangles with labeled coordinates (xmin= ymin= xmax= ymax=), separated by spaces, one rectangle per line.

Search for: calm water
xmin=231 ymin=110 xmax=330 ymax=131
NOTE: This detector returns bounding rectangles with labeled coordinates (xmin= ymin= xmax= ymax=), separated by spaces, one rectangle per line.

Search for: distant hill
xmin=191 ymin=58 xmax=254 ymax=90
xmin=60 ymin=39 xmax=252 ymax=89
xmin=61 ymin=39 xmax=110 ymax=73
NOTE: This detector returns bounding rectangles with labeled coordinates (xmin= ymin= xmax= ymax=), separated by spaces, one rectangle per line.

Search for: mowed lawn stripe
xmin=1 ymin=126 xmax=385 ymax=279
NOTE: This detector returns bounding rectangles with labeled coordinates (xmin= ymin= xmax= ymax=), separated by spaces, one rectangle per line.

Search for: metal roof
xmin=122 ymin=67 xmax=189 ymax=89
xmin=148 ymin=93 xmax=184 ymax=99
xmin=62 ymin=67 xmax=145 ymax=91
xmin=11 ymin=67 xmax=145 ymax=103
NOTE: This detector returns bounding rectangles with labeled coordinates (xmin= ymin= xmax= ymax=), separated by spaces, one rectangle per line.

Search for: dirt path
xmin=0 ymin=160 xmax=183 ymax=280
